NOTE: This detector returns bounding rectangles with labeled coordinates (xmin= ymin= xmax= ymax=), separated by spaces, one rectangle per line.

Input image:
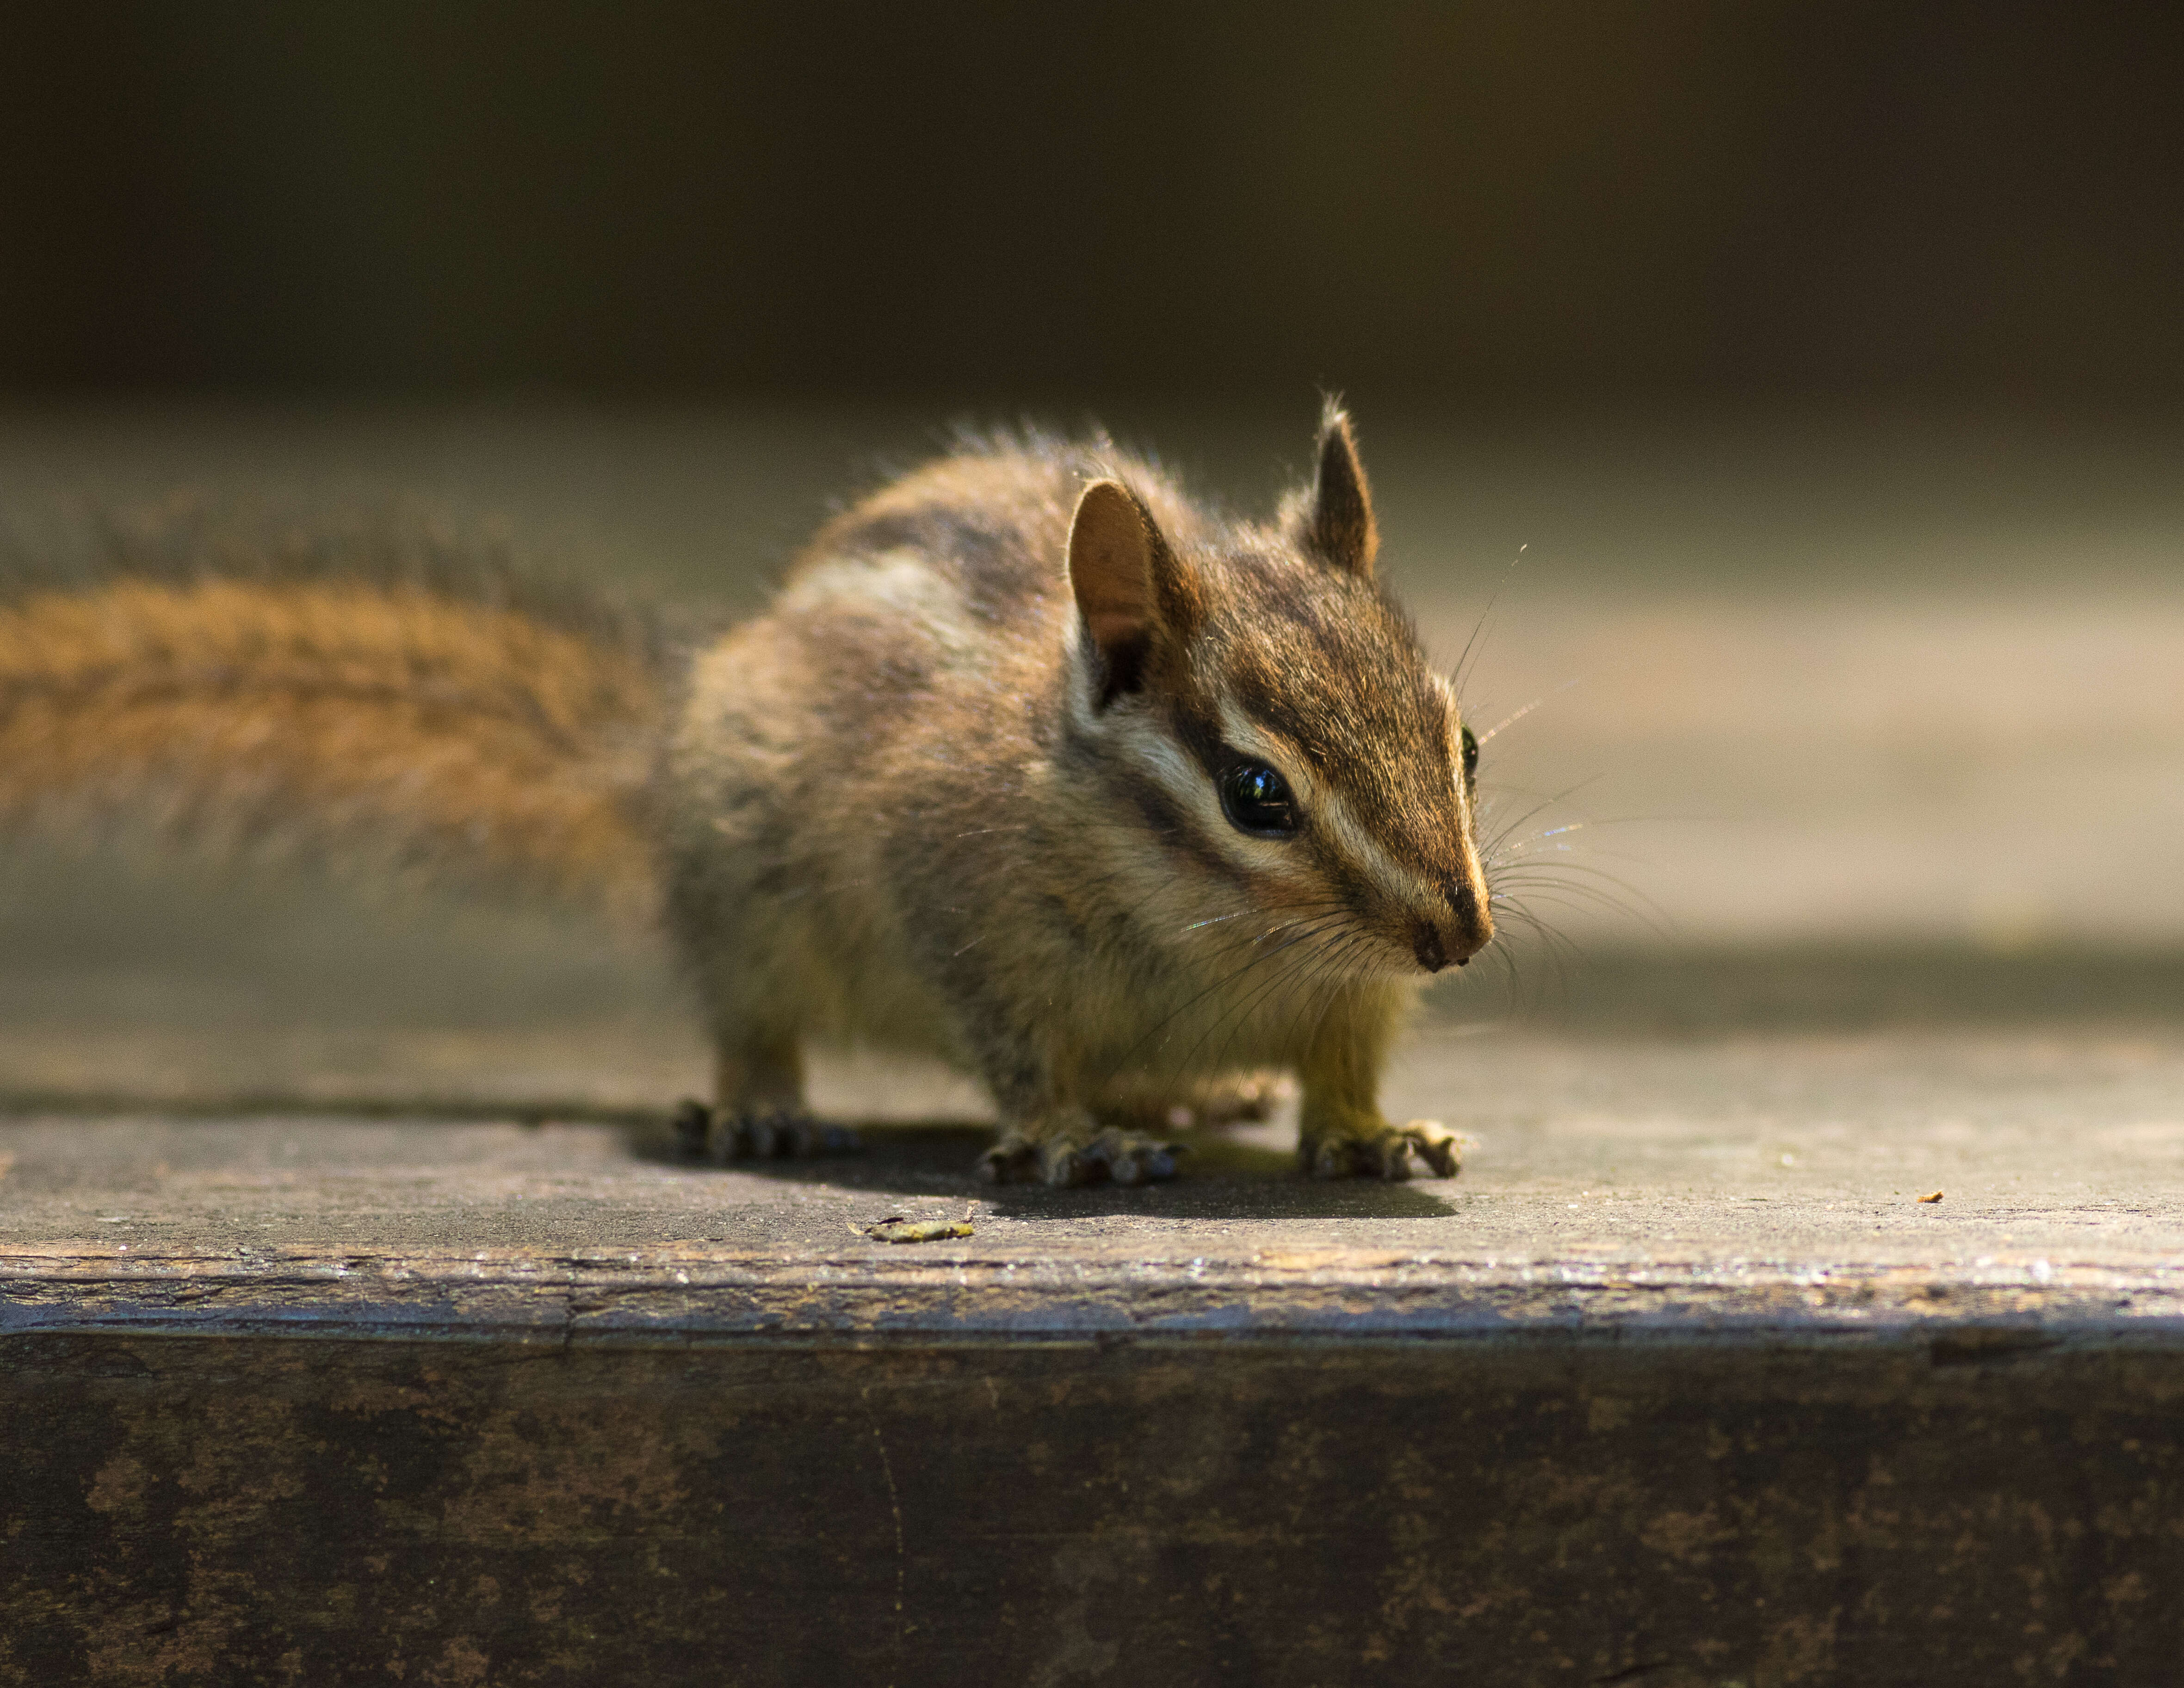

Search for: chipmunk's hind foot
xmin=672 ymin=1098 xmax=861 ymax=1162
xmin=1302 ymin=1119 xmax=1463 ymax=1182
xmin=979 ymin=1125 xmax=1184 ymax=1188
xmin=1100 ymin=1069 xmax=1295 ymax=1133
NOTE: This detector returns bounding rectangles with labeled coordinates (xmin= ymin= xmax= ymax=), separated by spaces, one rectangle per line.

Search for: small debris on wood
xmin=858 ymin=1213 xmax=976 ymax=1245
xmin=1918 ymin=1190 xmax=1944 ymax=1204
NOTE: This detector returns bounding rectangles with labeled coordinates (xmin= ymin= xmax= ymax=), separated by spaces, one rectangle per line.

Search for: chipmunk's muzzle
xmin=1412 ymin=881 xmax=1493 ymax=974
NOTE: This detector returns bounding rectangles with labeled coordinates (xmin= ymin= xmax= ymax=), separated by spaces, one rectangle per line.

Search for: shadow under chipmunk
xmin=640 ymin=1112 xmax=1461 ymax=1220
xmin=0 ymin=1087 xmax=1460 ymax=1219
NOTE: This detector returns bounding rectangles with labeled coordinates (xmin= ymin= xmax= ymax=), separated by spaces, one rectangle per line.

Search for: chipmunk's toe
xmin=978 ymin=1128 xmax=1183 ymax=1186
xmin=1302 ymin=1120 xmax=1463 ymax=1182
xmin=1084 ymin=1128 xmax=1184 ymax=1186
xmin=1306 ymin=1135 xmax=1410 ymax=1180
xmin=978 ymin=1136 xmax=1040 ymax=1184
xmin=1040 ymin=1128 xmax=1183 ymax=1187
xmin=1039 ymin=1139 xmax=1104 ymax=1188
xmin=674 ymin=1099 xmax=860 ymax=1163
xmin=1404 ymin=1120 xmax=1464 ymax=1178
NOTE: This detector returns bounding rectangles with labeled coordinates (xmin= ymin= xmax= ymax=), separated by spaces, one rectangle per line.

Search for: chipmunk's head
xmin=1063 ymin=405 xmax=1492 ymax=980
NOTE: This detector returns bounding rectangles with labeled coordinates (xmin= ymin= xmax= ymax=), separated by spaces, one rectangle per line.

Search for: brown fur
xmin=2 ymin=411 xmax=1492 ymax=1185
xmin=0 ymin=578 xmax=662 ymax=917
xmin=663 ymin=410 xmax=1491 ymax=1184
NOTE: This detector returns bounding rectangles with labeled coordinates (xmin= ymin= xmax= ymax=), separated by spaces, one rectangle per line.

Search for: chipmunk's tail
xmin=0 ymin=502 xmax=676 ymax=918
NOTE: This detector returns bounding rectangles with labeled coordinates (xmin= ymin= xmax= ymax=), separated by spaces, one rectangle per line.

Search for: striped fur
xmin=0 ymin=508 xmax=668 ymax=919
xmin=1 ymin=414 xmax=1493 ymax=1184
xmin=664 ymin=408 xmax=1493 ymax=1184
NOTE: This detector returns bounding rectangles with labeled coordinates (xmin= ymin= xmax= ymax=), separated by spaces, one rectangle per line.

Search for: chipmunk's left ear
xmin=1067 ymin=478 xmax=1202 ymax=707
xmin=1285 ymin=403 xmax=1379 ymax=578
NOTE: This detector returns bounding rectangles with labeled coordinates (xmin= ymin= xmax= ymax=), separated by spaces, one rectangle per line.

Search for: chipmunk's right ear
xmin=1066 ymin=479 xmax=1198 ymax=706
xmin=1285 ymin=403 xmax=1379 ymax=578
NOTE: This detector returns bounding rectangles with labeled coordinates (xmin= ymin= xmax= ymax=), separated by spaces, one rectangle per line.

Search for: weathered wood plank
xmin=6 ymin=1331 xmax=2184 ymax=1687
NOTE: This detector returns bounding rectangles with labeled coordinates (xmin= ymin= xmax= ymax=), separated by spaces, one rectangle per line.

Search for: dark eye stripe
xmin=1113 ymin=762 xmax=1255 ymax=886
xmin=1058 ymin=712 xmax=1259 ymax=888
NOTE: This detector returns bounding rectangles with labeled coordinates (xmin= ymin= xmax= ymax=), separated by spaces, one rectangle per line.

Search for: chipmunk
xmin=0 ymin=404 xmax=1492 ymax=1185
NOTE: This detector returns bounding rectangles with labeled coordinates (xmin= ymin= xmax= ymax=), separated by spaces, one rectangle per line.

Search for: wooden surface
xmin=7 ymin=1022 xmax=2184 ymax=1684
xmin=4 ymin=403 xmax=2182 ymax=1684
xmin=5 ymin=1010 xmax=2184 ymax=1303
xmin=10 ymin=1332 xmax=2184 ymax=1688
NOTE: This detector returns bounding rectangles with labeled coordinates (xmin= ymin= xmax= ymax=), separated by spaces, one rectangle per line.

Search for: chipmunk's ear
xmin=1287 ymin=403 xmax=1379 ymax=578
xmin=1067 ymin=479 xmax=1196 ymax=706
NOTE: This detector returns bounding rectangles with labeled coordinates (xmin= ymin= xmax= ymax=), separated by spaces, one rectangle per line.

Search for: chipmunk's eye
xmin=1219 ymin=759 xmax=1299 ymax=837
xmin=1460 ymin=725 xmax=1479 ymax=782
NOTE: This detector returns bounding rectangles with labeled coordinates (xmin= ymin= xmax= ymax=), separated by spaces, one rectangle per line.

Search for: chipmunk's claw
xmin=1407 ymin=1120 xmax=1464 ymax=1178
xmin=1306 ymin=1135 xmax=1411 ymax=1180
xmin=1303 ymin=1119 xmax=1463 ymax=1182
xmin=674 ymin=1099 xmax=860 ymax=1163
xmin=978 ymin=1137 xmax=1039 ymax=1184
xmin=1073 ymin=1128 xmax=1183 ymax=1188
xmin=978 ymin=1128 xmax=1184 ymax=1187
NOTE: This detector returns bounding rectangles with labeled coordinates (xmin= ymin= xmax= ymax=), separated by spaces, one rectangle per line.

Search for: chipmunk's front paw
xmin=672 ymin=1098 xmax=860 ymax=1163
xmin=1052 ymin=1127 xmax=1184 ymax=1188
xmin=978 ymin=1126 xmax=1184 ymax=1188
xmin=1302 ymin=1118 xmax=1464 ymax=1182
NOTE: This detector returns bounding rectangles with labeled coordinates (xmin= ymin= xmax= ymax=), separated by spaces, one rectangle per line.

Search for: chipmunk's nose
xmin=1414 ymin=881 xmax=1494 ymax=974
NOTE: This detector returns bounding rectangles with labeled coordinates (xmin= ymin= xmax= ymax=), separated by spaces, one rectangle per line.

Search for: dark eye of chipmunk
xmin=1460 ymin=725 xmax=1479 ymax=782
xmin=1219 ymin=759 xmax=1299 ymax=837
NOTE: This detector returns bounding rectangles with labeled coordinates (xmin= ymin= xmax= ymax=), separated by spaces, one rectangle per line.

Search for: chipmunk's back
xmin=661 ymin=437 xmax=1163 ymax=1066
xmin=782 ymin=434 xmax=1203 ymax=669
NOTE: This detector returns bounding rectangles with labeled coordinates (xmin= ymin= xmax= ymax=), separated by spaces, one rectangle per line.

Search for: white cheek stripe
xmin=1318 ymin=784 xmax=1446 ymax=908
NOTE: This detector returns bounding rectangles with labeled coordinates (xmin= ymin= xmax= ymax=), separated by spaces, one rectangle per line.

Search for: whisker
xmin=1488 ymin=860 xmax=1676 ymax=937
xmin=1452 ymin=543 xmax=1527 ymax=692
xmin=1475 ymin=677 xmax=1579 ymax=746
xmin=1476 ymin=774 xmax=1609 ymax=862
xmin=1490 ymin=899 xmax=1586 ymax=1000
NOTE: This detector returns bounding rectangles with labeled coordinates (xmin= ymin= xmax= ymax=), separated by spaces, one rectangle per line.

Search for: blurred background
xmin=0 ymin=1 xmax=2178 ymax=1112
